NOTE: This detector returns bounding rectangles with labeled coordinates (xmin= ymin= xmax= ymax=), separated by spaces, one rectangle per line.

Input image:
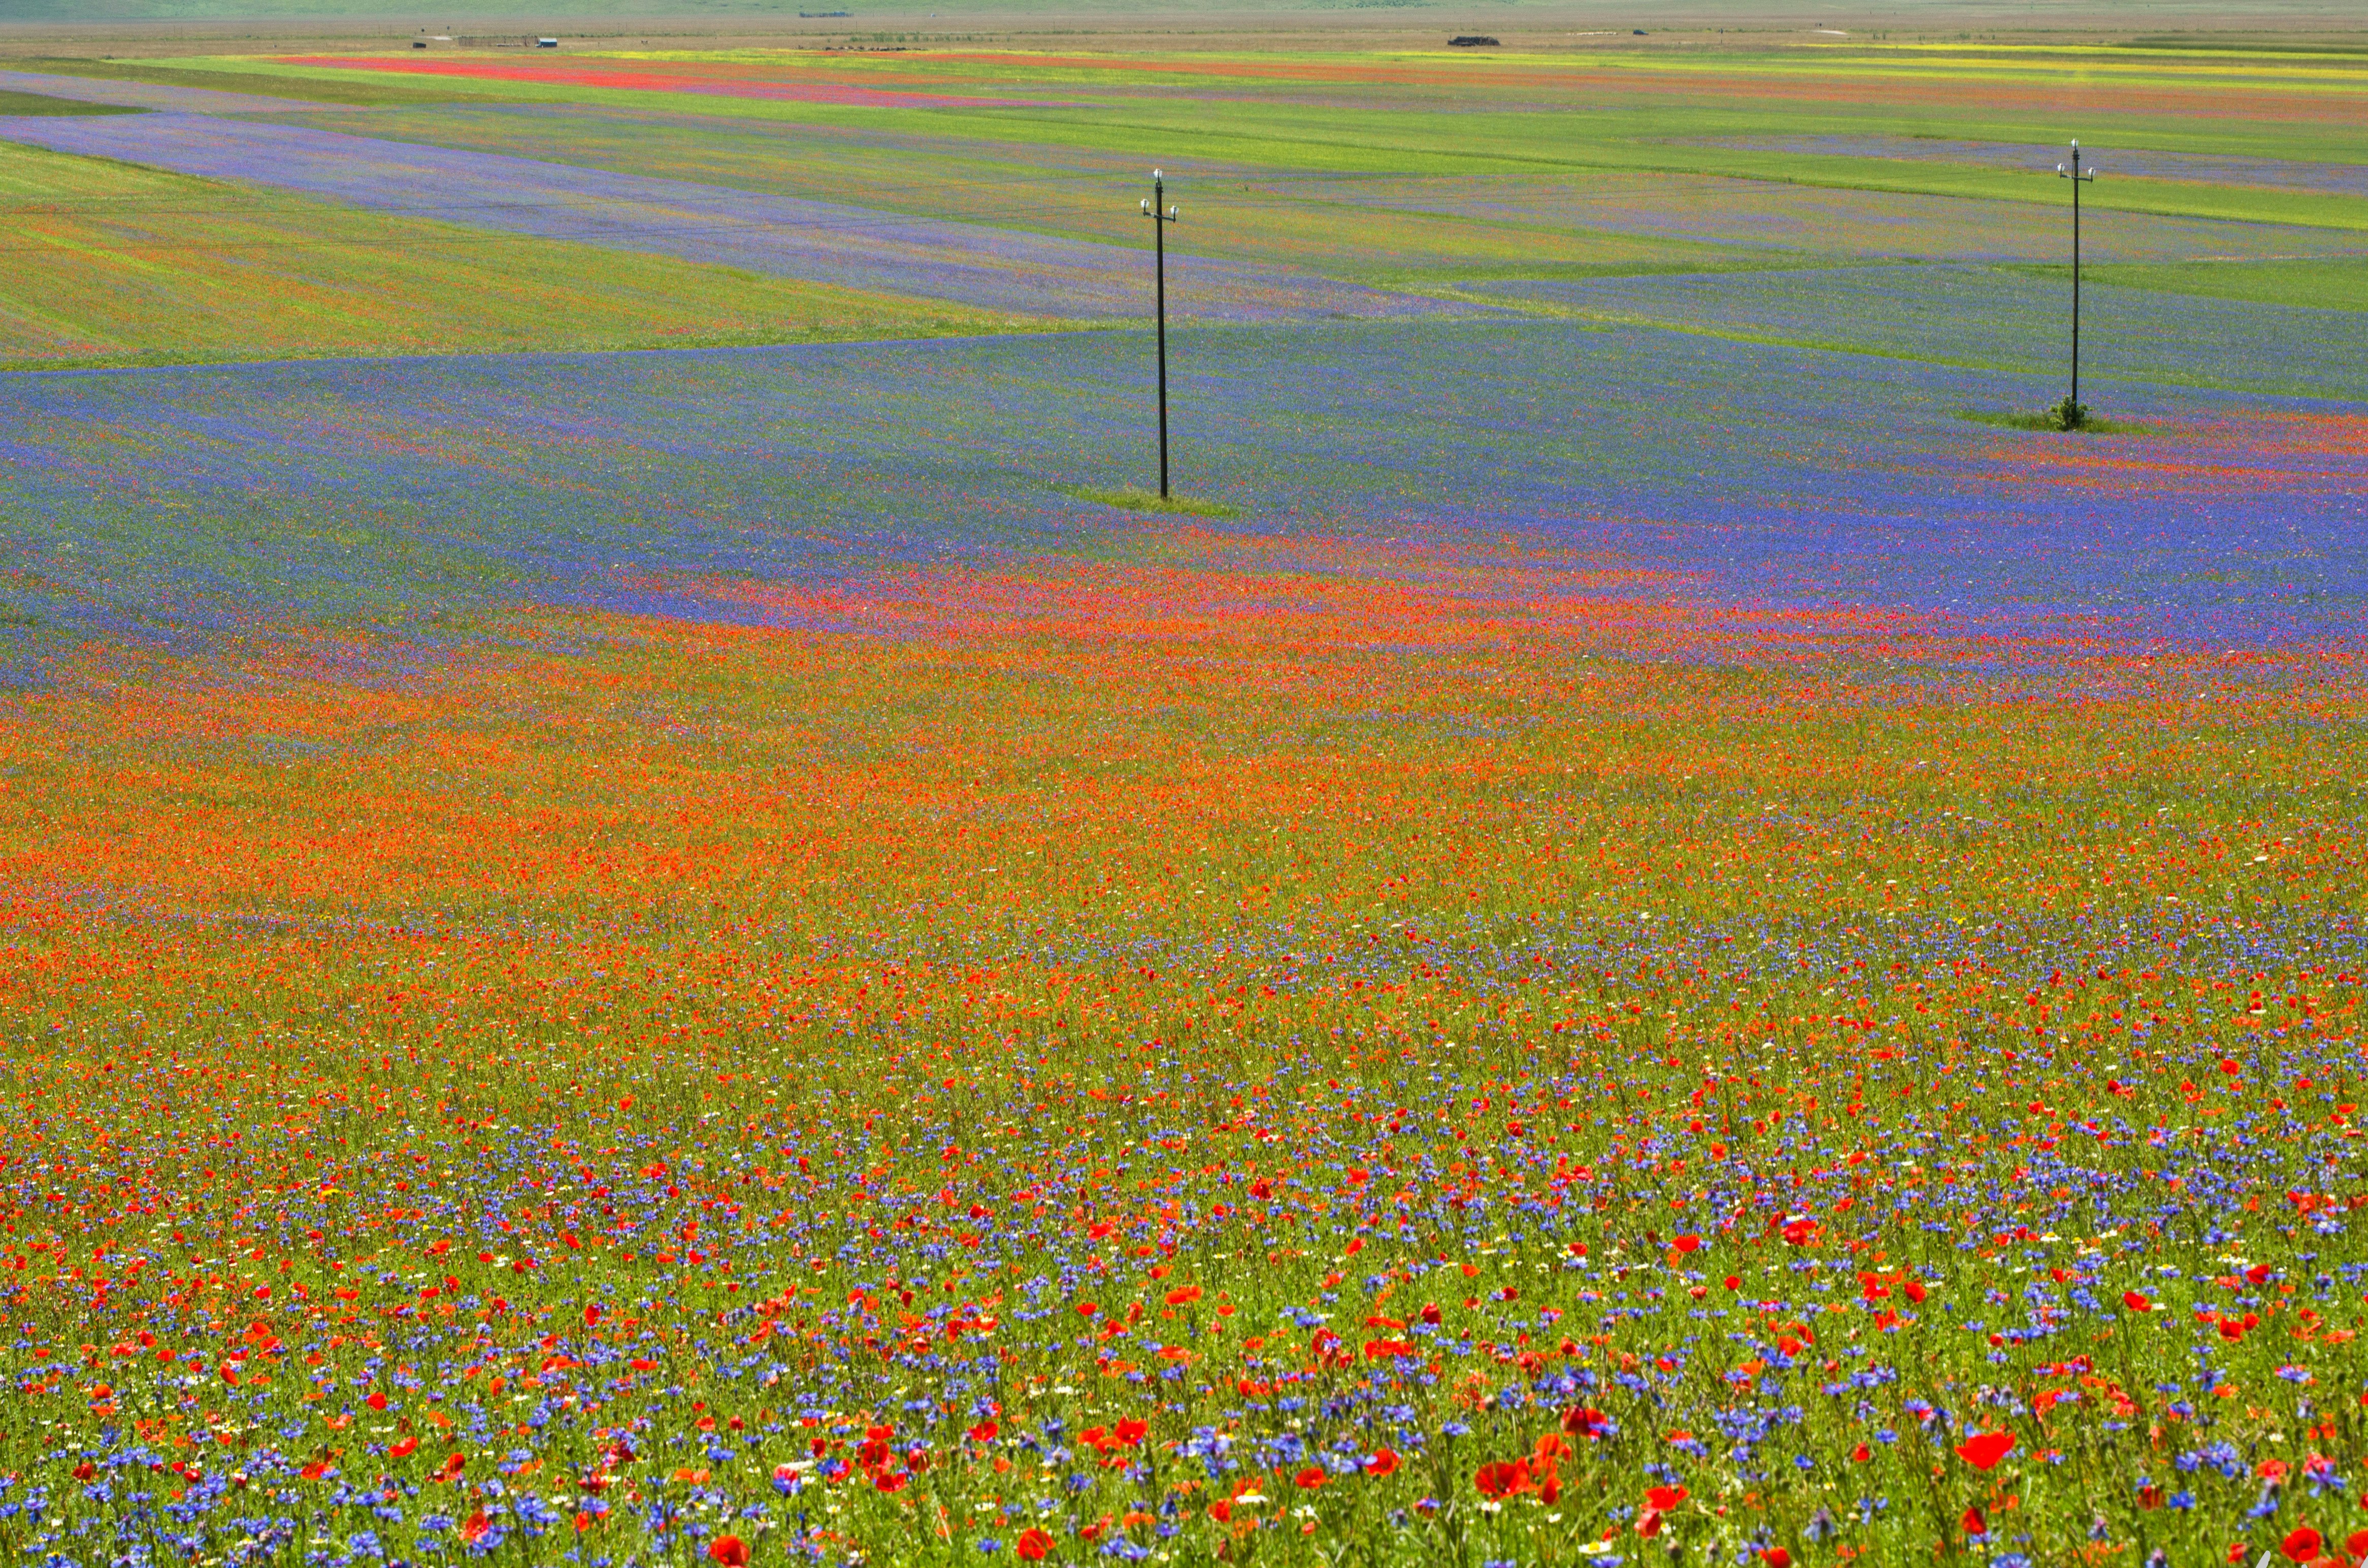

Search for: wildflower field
xmin=2 ymin=26 xmax=2367 ymax=1568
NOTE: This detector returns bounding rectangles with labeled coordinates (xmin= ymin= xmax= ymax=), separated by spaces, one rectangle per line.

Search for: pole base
xmin=1058 ymin=483 xmax=1242 ymax=519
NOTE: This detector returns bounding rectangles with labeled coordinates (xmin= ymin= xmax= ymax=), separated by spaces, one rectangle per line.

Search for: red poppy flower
xmin=1562 ymin=1406 xmax=1610 ymax=1439
xmin=2123 ymin=1290 xmax=2151 ymax=1312
xmin=1015 ymin=1526 xmax=1056 ymax=1561
xmin=1962 ymin=1506 xmax=1986 ymax=1537
xmin=1955 ymin=1431 xmax=2016 ymax=1471
xmin=1295 ymin=1466 xmax=1326 ymax=1490
xmin=1164 ymin=1285 xmax=1202 ymax=1306
xmin=1365 ymin=1448 xmax=1401 ymax=1477
xmin=1473 ymin=1459 xmax=1531 ymax=1498
xmin=1645 ymin=1485 xmax=1689 ymax=1512
xmin=1762 ymin=1551 xmax=1792 ymax=1568
xmin=1670 ymin=1234 xmax=1701 ymax=1254
xmin=1114 ymin=1419 xmax=1147 ymax=1447
xmin=2281 ymin=1527 xmax=2323 ymax=1563
xmin=708 ymin=1537 xmax=750 ymax=1567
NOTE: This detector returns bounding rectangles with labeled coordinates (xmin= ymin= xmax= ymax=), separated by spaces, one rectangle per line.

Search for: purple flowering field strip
xmin=4 ymin=318 xmax=2362 ymax=668
xmin=261 ymin=104 xmax=1754 ymax=284
xmin=0 ymin=112 xmax=1462 ymax=324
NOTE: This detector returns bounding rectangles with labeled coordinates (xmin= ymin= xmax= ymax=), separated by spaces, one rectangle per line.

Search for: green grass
xmin=2118 ymin=36 xmax=2368 ymax=56
xmin=9 ymin=55 xmax=490 ymax=107
xmin=2016 ymin=255 xmax=2368 ymax=310
xmin=1060 ymin=483 xmax=1243 ymax=517
xmin=0 ymin=140 xmax=1077 ymax=369
xmin=0 ymin=88 xmax=143 ymax=116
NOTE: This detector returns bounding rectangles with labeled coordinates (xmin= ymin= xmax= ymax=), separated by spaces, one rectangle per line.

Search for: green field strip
xmin=1352 ymin=256 xmax=1851 ymax=289
xmin=600 ymin=39 xmax=2368 ymax=91
xmin=591 ymin=42 xmax=2368 ymax=161
xmin=199 ymin=70 xmax=2368 ymax=237
xmin=904 ymin=105 xmax=2368 ymax=233
xmin=1628 ymin=150 xmax=2368 ymax=233
xmin=41 ymin=48 xmax=2368 ymax=282
xmin=8 ymin=55 xmax=505 ymax=108
xmin=2003 ymin=254 xmax=2368 ymax=310
xmin=0 ymin=140 xmax=1080 ymax=370
xmin=1498 ymin=43 xmax=2368 ymax=97
xmin=0 ymin=88 xmax=144 ymax=117
xmin=133 ymin=51 xmax=2368 ymax=169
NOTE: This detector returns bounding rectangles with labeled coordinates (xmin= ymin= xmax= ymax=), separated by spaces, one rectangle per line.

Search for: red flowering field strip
xmin=278 ymin=54 xmax=1071 ymax=110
